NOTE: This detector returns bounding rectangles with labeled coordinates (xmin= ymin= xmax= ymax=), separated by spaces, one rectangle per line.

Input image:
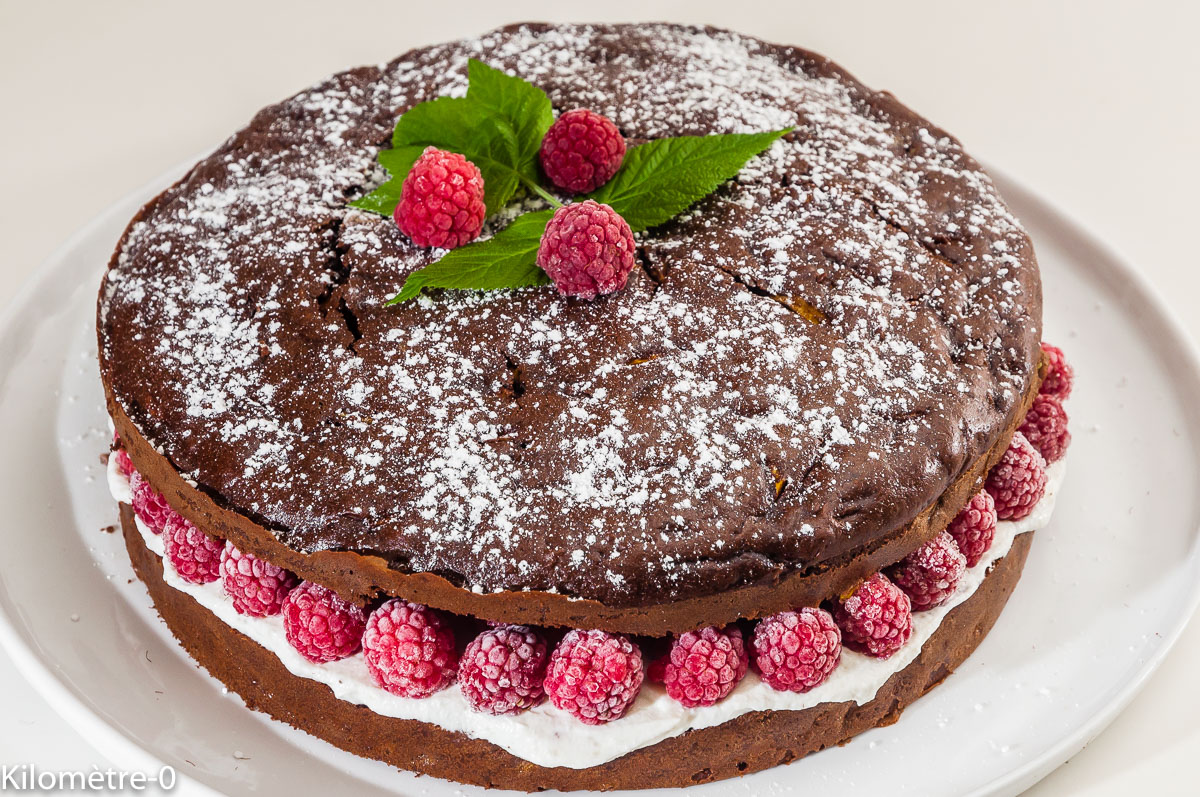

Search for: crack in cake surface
xmin=97 ymin=23 xmax=1042 ymax=606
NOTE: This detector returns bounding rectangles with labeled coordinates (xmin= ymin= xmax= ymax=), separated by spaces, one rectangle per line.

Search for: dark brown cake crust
xmin=99 ymin=23 xmax=1042 ymax=617
xmin=109 ymin=362 xmax=1039 ymax=635
xmin=121 ymin=502 xmax=1034 ymax=791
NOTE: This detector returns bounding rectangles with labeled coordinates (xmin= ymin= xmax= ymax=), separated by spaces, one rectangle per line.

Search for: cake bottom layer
xmin=120 ymin=503 xmax=1033 ymax=791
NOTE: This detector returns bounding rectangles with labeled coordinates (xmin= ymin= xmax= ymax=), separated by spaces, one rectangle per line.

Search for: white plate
xmin=0 ymin=163 xmax=1197 ymax=797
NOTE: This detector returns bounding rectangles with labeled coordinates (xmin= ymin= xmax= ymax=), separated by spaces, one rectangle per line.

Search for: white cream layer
xmin=109 ymin=453 xmax=1065 ymax=769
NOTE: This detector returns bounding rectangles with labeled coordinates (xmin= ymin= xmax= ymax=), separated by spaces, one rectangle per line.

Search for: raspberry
xmin=1039 ymin=342 xmax=1074 ymax=400
xmin=887 ymin=532 xmax=967 ymax=611
xmin=129 ymin=470 xmax=173 ymax=534
xmin=114 ymin=448 xmax=134 ymax=478
xmin=544 ymin=629 xmax=643 ymax=724
xmin=539 ymin=109 xmax=626 ymax=193
xmin=363 ymin=599 xmax=458 ymax=698
xmin=536 ymin=201 xmax=636 ymax=300
xmin=834 ymin=573 xmax=913 ymax=659
xmin=646 ymin=655 xmax=668 ymax=684
xmin=947 ymin=490 xmax=997 ymax=567
xmin=986 ymin=431 xmax=1048 ymax=520
xmin=752 ymin=608 xmax=841 ymax=693
xmin=162 ymin=514 xmax=223 ymax=585
xmin=661 ymin=626 xmax=749 ymax=707
xmin=457 ymin=625 xmax=549 ymax=715
xmin=111 ymin=432 xmax=134 ymax=478
xmin=282 ymin=581 xmax=366 ymax=664
xmin=220 ymin=542 xmax=298 ymax=617
xmin=1019 ymin=393 xmax=1071 ymax=463
xmin=393 ymin=147 xmax=486 ymax=249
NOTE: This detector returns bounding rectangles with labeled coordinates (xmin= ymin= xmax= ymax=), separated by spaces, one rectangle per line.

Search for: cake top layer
xmin=98 ymin=23 xmax=1041 ymax=608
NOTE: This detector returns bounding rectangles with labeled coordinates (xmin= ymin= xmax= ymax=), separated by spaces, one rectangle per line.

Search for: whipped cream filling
xmin=108 ymin=453 xmax=1066 ymax=769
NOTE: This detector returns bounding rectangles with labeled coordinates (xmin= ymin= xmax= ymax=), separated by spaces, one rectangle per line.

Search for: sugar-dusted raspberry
xmin=363 ymin=599 xmax=458 ymax=699
xmin=539 ymin=109 xmax=626 ymax=193
xmin=220 ymin=542 xmax=298 ymax=617
xmin=947 ymin=490 xmax=997 ymax=567
xmin=544 ymin=629 xmax=643 ymax=724
xmin=752 ymin=608 xmax=841 ymax=693
xmin=162 ymin=514 xmax=223 ymax=585
xmin=1019 ymin=393 xmax=1071 ymax=464
xmin=661 ymin=626 xmax=749 ymax=707
xmin=393 ymin=147 xmax=486 ymax=249
xmin=129 ymin=470 xmax=173 ymax=534
xmin=536 ymin=201 xmax=636 ymax=300
xmin=457 ymin=625 xmax=549 ymax=715
xmin=834 ymin=573 xmax=913 ymax=659
xmin=887 ymin=532 xmax=967 ymax=611
xmin=282 ymin=581 xmax=366 ymax=664
xmin=986 ymin=431 xmax=1048 ymax=520
xmin=1040 ymin=342 xmax=1074 ymax=401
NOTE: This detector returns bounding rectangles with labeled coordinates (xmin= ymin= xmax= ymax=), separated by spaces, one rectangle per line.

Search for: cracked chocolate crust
xmin=98 ymin=23 xmax=1043 ymax=615
xmin=120 ymin=502 xmax=1035 ymax=790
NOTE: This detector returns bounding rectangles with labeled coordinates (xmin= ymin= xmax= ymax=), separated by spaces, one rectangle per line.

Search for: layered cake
xmin=97 ymin=23 xmax=1075 ymax=790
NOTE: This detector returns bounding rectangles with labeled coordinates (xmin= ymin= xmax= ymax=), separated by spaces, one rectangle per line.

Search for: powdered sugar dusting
xmin=99 ymin=24 xmax=1041 ymax=606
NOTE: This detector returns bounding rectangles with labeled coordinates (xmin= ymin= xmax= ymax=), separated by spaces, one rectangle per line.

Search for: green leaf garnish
xmin=465 ymin=59 xmax=555 ymax=175
xmin=385 ymin=210 xmax=553 ymax=305
xmin=350 ymin=59 xmax=792 ymax=304
xmin=588 ymin=128 xmax=793 ymax=232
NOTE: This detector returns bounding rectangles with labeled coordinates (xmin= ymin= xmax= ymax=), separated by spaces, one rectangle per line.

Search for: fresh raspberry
xmin=111 ymin=432 xmax=134 ymax=478
xmin=114 ymin=448 xmax=134 ymax=478
xmin=544 ymin=629 xmax=644 ymax=724
xmin=282 ymin=581 xmax=366 ymax=664
xmin=986 ymin=431 xmax=1048 ymax=520
xmin=1019 ymin=393 xmax=1071 ymax=463
xmin=129 ymin=470 xmax=173 ymax=534
xmin=536 ymin=201 xmax=636 ymax=300
xmin=162 ymin=514 xmax=223 ymax=585
xmin=834 ymin=573 xmax=913 ymax=659
xmin=661 ymin=626 xmax=749 ymax=707
xmin=887 ymin=532 xmax=967 ymax=611
xmin=457 ymin=625 xmax=549 ymax=715
xmin=539 ymin=109 xmax=626 ymax=193
xmin=1039 ymin=342 xmax=1074 ymax=400
xmin=947 ymin=490 xmax=997 ymax=567
xmin=646 ymin=655 xmax=668 ymax=684
xmin=220 ymin=542 xmax=298 ymax=617
xmin=363 ymin=599 xmax=458 ymax=699
xmin=393 ymin=147 xmax=485 ymax=249
xmin=752 ymin=608 xmax=841 ymax=693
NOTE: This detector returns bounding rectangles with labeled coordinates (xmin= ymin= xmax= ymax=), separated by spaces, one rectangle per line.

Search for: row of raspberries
xmin=392 ymin=109 xmax=638 ymax=300
xmin=113 ymin=341 xmax=1071 ymax=724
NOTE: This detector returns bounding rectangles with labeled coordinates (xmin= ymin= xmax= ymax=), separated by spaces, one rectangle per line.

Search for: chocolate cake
xmin=97 ymin=22 xmax=1071 ymax=790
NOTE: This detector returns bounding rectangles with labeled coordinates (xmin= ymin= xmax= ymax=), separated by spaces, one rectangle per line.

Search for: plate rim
xmin=0 ymin=162 xmax=1198 ymax=797
xmin=0 ymin=161 xmax=223 ymax=797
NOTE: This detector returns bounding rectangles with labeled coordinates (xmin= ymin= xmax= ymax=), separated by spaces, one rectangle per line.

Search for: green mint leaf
xmin=386 ymin=210 xmax=553 ymax=305
xmin=589 ymin=128 xmax=792 ymax=232
xmin=377 ymin=145 xmax=427 ymax=177
xmin=466 ymin=59 xmax=554 ymax=174
xmin=462 ymin=116 xmax=524 ymax=214
xmin=391 ymin=96 xmax=491 ymax=151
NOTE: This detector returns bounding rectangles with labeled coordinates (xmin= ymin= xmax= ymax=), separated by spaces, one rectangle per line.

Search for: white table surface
xmin=1 ymin=1 xmax=1196 ymax=794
